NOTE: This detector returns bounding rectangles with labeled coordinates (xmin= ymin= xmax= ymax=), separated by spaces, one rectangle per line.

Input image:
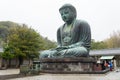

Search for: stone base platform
xmin=39 ymin=57 xmax=102 ymax=74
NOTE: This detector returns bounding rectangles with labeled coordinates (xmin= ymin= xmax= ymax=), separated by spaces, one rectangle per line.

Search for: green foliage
xmin=0 ymin=21 xmax=18 ymax=28
xmin=43 ymin=37 xmax=57 ymax=50
xmin=0 ymin=21 xmax=19 ymax=46
xmin=104 ymin=31 xmax=120 ymax=48
xmin=91 ymin=39 xmax=107 ymax=50
xmin=0 ymin=26 xmax=8 ymax=39
xmin=91 ymin=30 xmax=120 ymax=50
xmin=0 ymin=52 xmax=3 ymax=58
xmin=6 ymin=24 xmax=44 ymax=59
xmin=0 ymin=21 xmax=57 ymax=60
xmin=2 ymin=45 xmax=15 ymax=59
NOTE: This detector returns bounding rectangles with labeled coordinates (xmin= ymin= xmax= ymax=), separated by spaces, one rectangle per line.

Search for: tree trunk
xmin=15 ymin=58 xmax=19 ymax=68
xmin=0 ymin=58 xmax=2 ymax=68
xmin=4 ymin=59 xmax=8 ymax=69
xmin=19 ymin=56 xmax=23 ymax=67
xmin=8 ymin=59 xmax=11 ymax=68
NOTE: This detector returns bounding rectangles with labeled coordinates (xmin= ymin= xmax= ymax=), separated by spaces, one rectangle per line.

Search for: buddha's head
xmin=59 ymin=4 xmax=77 ymax=23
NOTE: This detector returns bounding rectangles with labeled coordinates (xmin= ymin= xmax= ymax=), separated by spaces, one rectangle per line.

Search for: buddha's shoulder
xmin=76 ymin=19 xmax=89 ymax=25
xmin=58 ymin=23 xmax=65 ymax=30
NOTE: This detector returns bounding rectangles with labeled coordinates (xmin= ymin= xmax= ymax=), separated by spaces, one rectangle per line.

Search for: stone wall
xmin=39 ymin=57 xmax=96 ymax=73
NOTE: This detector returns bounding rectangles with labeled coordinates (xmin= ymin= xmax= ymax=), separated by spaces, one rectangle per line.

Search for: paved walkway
xmin=0 ymin=69 xmax=120 ymax=80
xmin=0 ymin=69 xmax=19 ymax=75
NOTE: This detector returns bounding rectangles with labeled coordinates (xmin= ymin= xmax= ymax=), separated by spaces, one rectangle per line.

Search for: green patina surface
xmin=40 ymin=4 xmax=91 ymax=58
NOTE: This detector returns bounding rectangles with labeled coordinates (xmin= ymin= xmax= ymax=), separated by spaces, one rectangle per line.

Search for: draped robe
xmin=40 ymin=19 xmax=91 ymax=58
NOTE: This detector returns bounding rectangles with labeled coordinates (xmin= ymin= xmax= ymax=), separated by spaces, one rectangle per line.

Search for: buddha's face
xmin=60 ymin=8 xmax=75 ymax=23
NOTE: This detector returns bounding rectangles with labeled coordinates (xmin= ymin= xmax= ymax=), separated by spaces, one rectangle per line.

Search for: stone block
xmin=39 ymin=57 xmax=96 ymax=73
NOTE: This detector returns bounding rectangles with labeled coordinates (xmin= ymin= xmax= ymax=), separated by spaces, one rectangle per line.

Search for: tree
xmin=4 ymin=24 xmax=45 ymax=67
xmin=0 ymin=21 xmax=57 ymax=67
xmin=0 ymin=21 xmax=18 ymax=46
xmin=91 ymin=39 xmax=107 ymax=50
xmin=91 ymin=30 xmax=120 ymax=50
xmin=104 ymin=31 xmax=120 ymax=48
xmin=43 ymin=37 xmax=57 ymax=50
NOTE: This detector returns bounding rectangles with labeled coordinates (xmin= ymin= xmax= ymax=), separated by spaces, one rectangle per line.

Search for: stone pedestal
xmin=39 ymin=57 xmax=97 ymax=73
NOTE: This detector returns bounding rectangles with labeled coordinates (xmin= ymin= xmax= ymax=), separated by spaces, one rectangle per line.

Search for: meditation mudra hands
xmin=55 ymin=46 xmax=69 ymax=50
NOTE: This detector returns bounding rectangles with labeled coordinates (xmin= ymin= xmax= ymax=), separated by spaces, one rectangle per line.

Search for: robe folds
xmin=40 ymin=19 xmax=91 ymax=58
xmin=57 ymin=19 xmax=91 ymax=51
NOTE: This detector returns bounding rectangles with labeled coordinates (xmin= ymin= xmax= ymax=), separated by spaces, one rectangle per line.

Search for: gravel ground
xmin=0 ymin=69 xmax=120 ymax=80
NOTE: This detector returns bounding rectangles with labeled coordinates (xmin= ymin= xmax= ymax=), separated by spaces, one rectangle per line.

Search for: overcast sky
xmin=0 ymin=0 xmax=120 ymax=41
